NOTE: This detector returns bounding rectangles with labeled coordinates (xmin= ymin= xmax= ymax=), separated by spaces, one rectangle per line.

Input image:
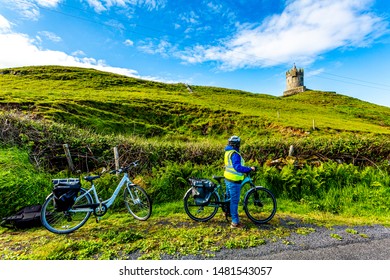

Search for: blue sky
xmin=0 ymin=0 xmax=390 ymax=107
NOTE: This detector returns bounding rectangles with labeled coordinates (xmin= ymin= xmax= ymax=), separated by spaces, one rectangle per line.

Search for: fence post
xmin=313 ymin=119 xmax=316 ymax=130
xmin=113 ymin=146 xmax=120 ymax=175
xmin=63 ymin=144 xmax=74 ymax=171
xmin=185 ymin=83 xmax=193 ymax=93
xmin=288 ymin=145 xmax=294 ymax=157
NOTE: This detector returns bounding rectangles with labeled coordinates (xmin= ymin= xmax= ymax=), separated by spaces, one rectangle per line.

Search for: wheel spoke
xmin=124 ymin=185 xmax=152 ymax=221
xmin=184 ymin=190 xmax=219 ymax=222
xmin=244 ymin=187 xmax=276 ymax=224
xmin=41 ymin=189 xmax=92 ymax=234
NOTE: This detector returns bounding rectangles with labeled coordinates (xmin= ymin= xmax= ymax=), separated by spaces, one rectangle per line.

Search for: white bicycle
xmin=40 ymin=161 xmax=152 ymax=234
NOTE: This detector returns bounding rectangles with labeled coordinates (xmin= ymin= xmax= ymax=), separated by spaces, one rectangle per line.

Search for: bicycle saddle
xmin=84 ymin=175 xmax=101 ymax=182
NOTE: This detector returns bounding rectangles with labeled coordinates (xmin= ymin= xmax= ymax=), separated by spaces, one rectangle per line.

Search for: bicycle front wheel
xmin=244 ymin=187 xmax=277 ymax=224
xmin=40 ymin=188 xmax=93 ymax=234
xmin=183 ymin=189 xmax=219 ymax=222
xmin=124 ymin=185 xmax=152 ymax=221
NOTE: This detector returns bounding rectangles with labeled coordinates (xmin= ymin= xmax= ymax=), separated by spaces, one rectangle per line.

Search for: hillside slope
xmin=1 ymin=66 xmax=389 ymax=224
xmin=1 ymin=66 xmax=389 ymax=140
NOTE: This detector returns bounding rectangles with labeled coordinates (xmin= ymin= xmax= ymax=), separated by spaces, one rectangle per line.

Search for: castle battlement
xmin=286 ymin=66 xmax=304 ymax=76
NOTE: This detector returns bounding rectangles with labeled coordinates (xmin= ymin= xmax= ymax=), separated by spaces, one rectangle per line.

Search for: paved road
xmin=166 ymin=221 xmax=390 ymax=260
xmin=254 ymin=237 xmax=390 ymax=260
xmin=209 ymin=223 xmax=390 ymax=260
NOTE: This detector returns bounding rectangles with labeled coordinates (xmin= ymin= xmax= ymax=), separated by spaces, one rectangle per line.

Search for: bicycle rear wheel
xmin=40 ymin=188 xmax=92 ymax=234
xmin=124 ymin=185 xmax=152 ymax=221
xmin=243 ymin=187 xmax=276 ymax=224
xmin=183 ymin=189 xmax=219 ymax=222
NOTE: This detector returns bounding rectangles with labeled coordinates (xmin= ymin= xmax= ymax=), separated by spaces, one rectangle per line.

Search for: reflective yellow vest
xmin=224 ymin=150 xmax=245 ymax=181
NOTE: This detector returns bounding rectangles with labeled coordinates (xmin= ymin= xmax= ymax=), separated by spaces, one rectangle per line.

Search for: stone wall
xmin=283 ymin=86 xmax=306 ymax=97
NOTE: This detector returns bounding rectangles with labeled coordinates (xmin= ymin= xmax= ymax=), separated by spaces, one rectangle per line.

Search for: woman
xmin=224 ymin=135 xmax=256 ymax=228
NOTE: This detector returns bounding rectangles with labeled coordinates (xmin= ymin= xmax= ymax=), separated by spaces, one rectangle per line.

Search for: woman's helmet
xmin=228 ymin=135 xmax=241 ymax=148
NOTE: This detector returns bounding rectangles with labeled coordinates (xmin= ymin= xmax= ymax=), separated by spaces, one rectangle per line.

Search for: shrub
xmin=0 ymin=147 xmax=52 ymax=218
xmin=146 ymin=161 xmax=223 ymax=204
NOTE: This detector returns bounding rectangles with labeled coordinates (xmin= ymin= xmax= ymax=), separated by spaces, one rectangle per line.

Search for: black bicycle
xmin=183 ymin=173 xmax=276 ymax=224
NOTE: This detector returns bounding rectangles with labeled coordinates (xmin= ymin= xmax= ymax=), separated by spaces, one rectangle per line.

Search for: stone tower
xmin=283 ymin=64 xmax=306 ymax=96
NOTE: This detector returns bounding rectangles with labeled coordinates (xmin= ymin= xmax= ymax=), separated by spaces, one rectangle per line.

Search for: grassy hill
xmin=1 ymin=66 xmax=390 ymax=260
xmin=0 ymin=65 xmax=389 ymax=193
xmin=1 ymin=66 xmax=389 ymax=140
xmin=1 ymin=65 xmax=389 ymax=172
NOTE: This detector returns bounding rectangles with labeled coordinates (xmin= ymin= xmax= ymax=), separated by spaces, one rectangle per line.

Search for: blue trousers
xmin=225 ymin=179 xmax=242 ymax=224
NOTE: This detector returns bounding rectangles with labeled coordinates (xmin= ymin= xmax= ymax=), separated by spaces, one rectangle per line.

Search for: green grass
xmin=1 ymin=200 xmax=387 ymax=260
xmin=0 ymin=147 xmax=53 ymax=217
xmin=1 ymin=66 xmax=389 ymax=139
xmin=0 ymin=66 xmax=390 ymax=259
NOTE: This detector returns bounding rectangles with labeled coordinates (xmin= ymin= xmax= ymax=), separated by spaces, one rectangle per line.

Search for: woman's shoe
xmin=230 ymin=222 xmax=246 ymax=229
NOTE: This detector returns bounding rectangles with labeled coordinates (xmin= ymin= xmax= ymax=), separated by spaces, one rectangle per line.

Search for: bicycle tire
xmin=124 ymin=185 xmax=152 ymax=221
xmin=40 ymin=188 xmax=93 ymax=234
xmin=243 ymin=187 xmax=277 ymax=224
xmin=183 ymin=188 xmax=219 ymax=222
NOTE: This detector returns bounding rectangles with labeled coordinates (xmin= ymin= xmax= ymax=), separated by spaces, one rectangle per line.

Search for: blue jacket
xmin=224 ymin=145 xmax=252 ymax=173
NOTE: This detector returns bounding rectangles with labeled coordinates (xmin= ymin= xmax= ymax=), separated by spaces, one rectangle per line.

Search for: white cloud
xmin=139 ymin=0 xmax=167 ymax=11
xmin=84 ymin=0 xmax=107 ymax=13
xmin=306 ymin=68 xmax=325 ymax=78
xmin=0 ymin=22 xmax=140 ymax=78
xmin=36 ymin=0 xmax=62 ymax=7
xmin=1 ymin=0 xmax=40 ymax=20
xmin=124 ymin=39 xmax=134 ymax=46
xmin=0 ymin=0 xmax=63 ymax=20
xmin=105 ymin=20 xmax=125 ymax=31
xmin=138 ymin=38 xmax=174 ymax=58
xmin=83 ymin=0 xmax=167 ymax=13
xmin=179 ymin=11 xmax=199 ymax=25
xmin=178 ymin=0 xmax=388 ymax=70
xmin=0 ymin=15 xmax=12 ymax=32
xmin=38 ymin=31 xmax=62 ymax=42
xmin=71 ymin=50 xmax=87 ymax=56
xmin=206 ymin=1 xmax=223 ymax=13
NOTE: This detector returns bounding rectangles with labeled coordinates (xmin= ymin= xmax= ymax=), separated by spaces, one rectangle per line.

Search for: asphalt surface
xmin=125 ymin=218 xmax=390 ymax=260
xmin=207 ymin=223 xmax=390 ymax=260
xmin=255 ymin=237 xmax=390 ymax=260
xmin=158 ymin=219 xmax=390 ymax=260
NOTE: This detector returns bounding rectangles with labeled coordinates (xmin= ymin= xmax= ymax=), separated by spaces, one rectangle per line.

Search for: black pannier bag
xmin=189 ymin=178 xmax=216 ymax=206
xmin=52 ymin=178 xmax=81 ymax=211
xmin=1 ymin=205 xmax=43 ymax=229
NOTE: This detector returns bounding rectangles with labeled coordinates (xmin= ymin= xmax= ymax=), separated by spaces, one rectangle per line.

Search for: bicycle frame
xmin=240 ymin=175 xmax=255 ymax=188
xmin=213 ymin=174 xmax=256 ymax=202
xmin=71 ymin=173 xmax=132 ymax=213
xmin=191 ymin=174 xmax=258 ymax=213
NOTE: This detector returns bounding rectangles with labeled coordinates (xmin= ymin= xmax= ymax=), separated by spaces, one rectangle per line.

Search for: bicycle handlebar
xmin=109 ymin=160 xmax=140 ymax=174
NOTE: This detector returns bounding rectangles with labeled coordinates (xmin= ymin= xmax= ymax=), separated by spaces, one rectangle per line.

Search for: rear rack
xmin=52 ymin=178 xmax=80 ymax=185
